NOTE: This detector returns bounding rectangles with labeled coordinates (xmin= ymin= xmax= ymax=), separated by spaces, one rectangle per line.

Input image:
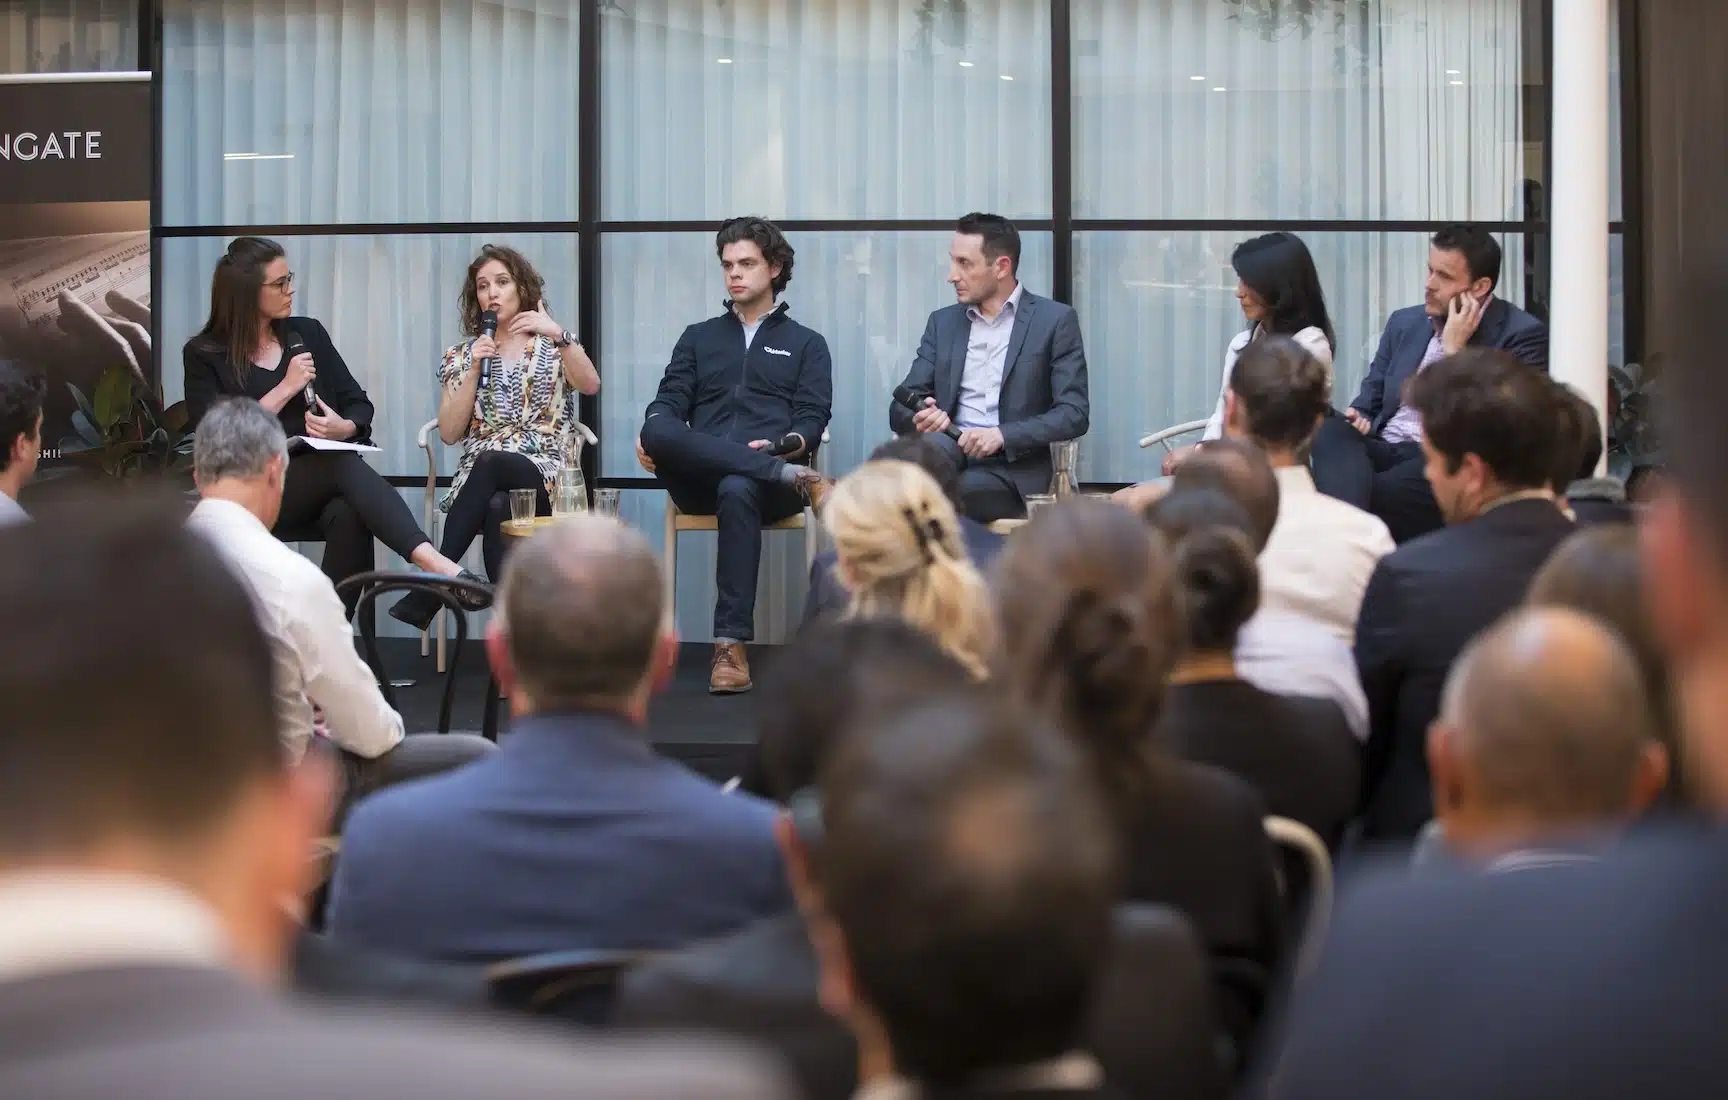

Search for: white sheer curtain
xmin=1072 ymin=0 xmax=1528 ymax=219
xmin=603 ymin=230 xmax=1051 ymax=642
xmin=1 ymin=0 xmax=136 ymax=73
xmin=602 ymin=0 xmax=1053 ymax=219
xmin=160 ymin=0 xmax=581 ymax=226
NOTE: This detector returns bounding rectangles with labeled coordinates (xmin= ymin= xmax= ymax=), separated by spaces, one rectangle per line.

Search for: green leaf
xmin=93 ymin=366 xmax=134 ymax=432
xmin=70 ymin=410 xmax=103 ymax=448
xmin=65 ymin=382 xmax=96 ymax=423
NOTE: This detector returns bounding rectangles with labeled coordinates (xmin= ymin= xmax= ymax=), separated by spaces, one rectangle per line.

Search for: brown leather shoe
xmin=791 ymin=468 xmax=835 ymax=512
xmin=710 ymin=642 xmax=753 ymax=694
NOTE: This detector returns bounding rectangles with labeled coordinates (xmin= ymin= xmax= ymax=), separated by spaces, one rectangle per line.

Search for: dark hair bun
xmin=1174 ymin=527 xmax=1259 ymax=652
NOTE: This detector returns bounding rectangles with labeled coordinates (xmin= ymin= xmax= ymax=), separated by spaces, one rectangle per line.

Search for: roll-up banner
xmin=0 ymin=72 xmax=152 ymax=465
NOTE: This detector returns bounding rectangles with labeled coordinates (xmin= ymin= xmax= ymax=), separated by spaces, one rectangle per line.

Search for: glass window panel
xmin=598 ymin=228 xmax=1053 ymax=478
xmin=160 ymin=231 xmax=580 ymax=475
xmin=1074 ymin=229 xmax=1527 ymax=482
xmin=602 ymin=0 xmax=1052 ymax=220
xmin=1073 ymin=0 xmax=1534 ymax=220
xmin=1 ymin=0 xmax=137 ymax=73
xmin=160 ymin=0 xmax=580 ymax=226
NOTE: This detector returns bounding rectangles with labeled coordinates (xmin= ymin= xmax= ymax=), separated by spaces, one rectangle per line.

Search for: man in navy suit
xmin=890 ymin=213 xmax=1089 ymax=523
xmin=1335 ymin=224 xmax=1549 ymax=543
xmin=1263 ymin=269 xmax=1728 ymax=1100
xmin=802 ymin=434 xmax=1004 ymax=624
xmin=328 ymin=514 xmax=791 ymax=964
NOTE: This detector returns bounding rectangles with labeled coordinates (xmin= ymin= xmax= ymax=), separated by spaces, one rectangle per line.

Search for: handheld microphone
xmin=768 ymin=434 xmax=805 ymax=457
xmin=478 ymin=309 xmax=499 ymax=390
xmin=892 ymin=385 xmax=963 ymax=441
xmin=285 ymin=331 xmax=315 ymax=409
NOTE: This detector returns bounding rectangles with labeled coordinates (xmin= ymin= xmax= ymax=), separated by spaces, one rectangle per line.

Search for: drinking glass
xmin=593 ymin=488 xmax=621 ymax=517
xmin=1025 ymin=493 xmax=1056 ymax=515
xmin=509 ymin=488 xmax=537 ymax=527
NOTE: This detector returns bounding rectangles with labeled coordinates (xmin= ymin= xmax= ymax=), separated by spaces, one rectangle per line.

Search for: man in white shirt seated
xmin=0 ymin=362 xmax=45 ymax=528
xmin=1221 ymin=338 xmax=1395 ymax=642
xmin=187 ymin=398 xmax=488 ymax=812
xmin=1173 ymin=437 xmax=1370 ymax=738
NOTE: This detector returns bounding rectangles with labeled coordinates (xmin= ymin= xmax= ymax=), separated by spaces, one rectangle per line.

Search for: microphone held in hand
xmin=478 ymin=309 xmax=499 ymax=390
xmin=892 ymin=385 xmax=963 ymax=441
xmin=285 ymin=331 xmax=315 ymax=408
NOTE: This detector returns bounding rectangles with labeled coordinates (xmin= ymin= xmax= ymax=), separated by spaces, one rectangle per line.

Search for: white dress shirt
xmin=0 ymin=871 xmax=228 ymax=983
xmin=1236 ymin=607 xmax=1369 ymax=740
xmin=1259 ymin=465 xmax=1396 ymax=643
xmin=189 ymin=498 xmax=403 ymax=763
xmin=0 ymin=489 xmax=27 ymax=528
xmin=1203 ymin=325 xmax=1334 ymax=440
xmin=955 ymin=282 xmax=1025 ymax=430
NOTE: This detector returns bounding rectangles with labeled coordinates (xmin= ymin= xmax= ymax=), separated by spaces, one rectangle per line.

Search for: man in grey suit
xmin=890 ymin=213 xmax=1089 ymax=522
xmin=0 ymin=499 xmax=788 ymax=1100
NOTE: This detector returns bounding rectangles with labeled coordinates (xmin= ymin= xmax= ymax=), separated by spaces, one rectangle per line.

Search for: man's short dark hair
xmin=0 ymin=361 xmax=47 ymax=473
xmin=500 ymin=516 xmax=664 ymax=708
xmin=1409 ymin=349 xmax=1561 ymax=491
xmin=716 ymin=216 xmax=796 ymax=294
xmin=1170 ymin=436 xmax=1280 ymax=551
xmin=0 ymin=493 xmax=283 ymax=856
xmin=1547 ymin=382 xmax=1604 ymax=491
xmin=757 ymin=617 xmax=973 ymax=802
xmin=869 ymin=434 xmax=964 ymax=512
xmin=956 ymin=212 xmax=1021 ymax=275
xmin=1228 ymin=337 xmax=1331 ymax=452
xmin=820 ymin=696 xmax=1116 ymax=1086
xmin=1431 ymin=224 xmax=1503 ymax=291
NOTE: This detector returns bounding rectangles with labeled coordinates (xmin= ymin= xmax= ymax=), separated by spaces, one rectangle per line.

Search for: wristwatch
xmin=553 ymin=329 xmax=576 ymax=349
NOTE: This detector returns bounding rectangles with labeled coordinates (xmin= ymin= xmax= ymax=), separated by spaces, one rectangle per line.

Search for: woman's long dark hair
xmin=192 ymin=236 xmax=285 ymax=384
xmin=1231 ymin=232 xmax=1336 ymax=352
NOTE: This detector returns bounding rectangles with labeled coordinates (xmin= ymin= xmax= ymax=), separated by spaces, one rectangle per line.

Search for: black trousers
xmin=921 ymin=434 xmax=1027 ymax=523
xmin=641 ymin=416 xmax=802 ymax=642
xmin=1364 ymin=436 xmax=1445 ymax=544
xmin=1309 ymin=411 xmax=1375 ymax=509
xmin=277 ymin=450 xmax=431 ymax=605
xmin=437 ymin=450 xmax=551 ymax=582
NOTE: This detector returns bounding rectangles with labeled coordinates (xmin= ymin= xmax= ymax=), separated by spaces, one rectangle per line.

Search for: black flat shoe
xmin=386 ymin=570 xmax=493 ymax=632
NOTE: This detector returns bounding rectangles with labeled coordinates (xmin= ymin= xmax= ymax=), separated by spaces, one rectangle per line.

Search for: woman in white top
xmin=1166 ymin=232 xmax=1337 ymax=473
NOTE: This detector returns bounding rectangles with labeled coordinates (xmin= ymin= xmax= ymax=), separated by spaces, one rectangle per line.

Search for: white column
xmin=1549 ymin=0 xmax=1613 ymax=470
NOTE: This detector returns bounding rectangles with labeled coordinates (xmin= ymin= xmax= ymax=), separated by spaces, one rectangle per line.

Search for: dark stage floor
xmin=373 ymin=639 xmax=772 ymax=783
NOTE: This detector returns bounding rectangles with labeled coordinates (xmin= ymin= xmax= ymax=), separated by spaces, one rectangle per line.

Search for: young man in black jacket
xmin=637 ymin=217 xmax=834 ymax=693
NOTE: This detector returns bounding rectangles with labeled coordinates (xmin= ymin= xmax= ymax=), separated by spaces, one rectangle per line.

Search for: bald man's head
xmin=1430 ymin=608 xmax=1668 ymax=854
xmin=493 ymin=515 xmax=670 ymax=713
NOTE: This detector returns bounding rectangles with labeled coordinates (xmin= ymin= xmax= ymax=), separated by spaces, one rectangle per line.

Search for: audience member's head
xmin=1530 ymin=526 xmax=1675 ymax=762
xmin=0 ymin=495 xmax=329 ymax=980
xmin=1427 ymin=608 xmax=1667 ymax=858
xmin=868 ymin=434 xmax=964 ymax=512
xmin=811 ymin=695 xmax=1116 ymax=1088
xmin=992 ymin=497 xmax=1183 ymax=818
xmin=825 ymin=459 xmax=994 ymax=679
xmin=1645 ymin=266 xmax=1728 ymax=809
xmin=1426 ymin=224 xmax=1502 ymax=316
xmin=1169 ymin=436 xmax=1280 ymax=551
xmin=1548 ymin=382 xmax=1605 ymax=494
xmin=0 ymin=360 xmax=48 ymax=498
xmin=490 ymin=514 xmax=673 ymax=722
xmin=1223 ymin=337 xmax=1332 ymax=462
xmin=1408 ymin=348 xmax=1562 ymax=523
xmin=1164 ymin=495 xmax=1263 ymax=659
xmin=192 ymin=397 xmax=290 ymax=528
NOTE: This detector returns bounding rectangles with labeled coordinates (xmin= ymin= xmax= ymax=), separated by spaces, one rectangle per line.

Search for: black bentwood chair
xmin=336 ymin=571 xmax=501 ymax=741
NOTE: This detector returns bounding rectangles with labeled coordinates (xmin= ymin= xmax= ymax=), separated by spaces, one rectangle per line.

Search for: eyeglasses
xmin=265 ymin=272 xmax=296 ymax=292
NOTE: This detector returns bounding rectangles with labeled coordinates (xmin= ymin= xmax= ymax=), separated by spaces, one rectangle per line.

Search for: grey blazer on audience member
xmin=0 ymin=964 xmax=791 ymax=1100
xmin=889 ymin=290 xmax=1090 ymax=497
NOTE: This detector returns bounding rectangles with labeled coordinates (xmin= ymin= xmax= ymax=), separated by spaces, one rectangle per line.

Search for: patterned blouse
xmin=437 ymin=333 xmax=577 ymax=511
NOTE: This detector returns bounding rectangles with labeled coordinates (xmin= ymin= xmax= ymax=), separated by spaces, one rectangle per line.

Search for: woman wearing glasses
xmin=183 ymin=236 xmax=483 ymax=608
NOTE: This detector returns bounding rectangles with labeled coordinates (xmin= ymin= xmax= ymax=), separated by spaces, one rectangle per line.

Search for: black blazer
xmin=183 ymin=316 xmax=376 ymax=440
xmin=1354 ymin=498 xmax=1576 ymax=842
xmin=614 ymin=905 xmax=1226 ymax=1100
xmin=888 ymin=291 xmax=1090 ymax=497
xmin=1112 ymin=762 xmax=1283 ymax=1051
xmin=1268 ymin=828 xmax=1728 ymax=1100
xmin=1350 ymin=300 xmax=1549 ymax=436
xmin=1158 ymin=680 xmax=1361 ymax=850
xmin=290 ymin=930 xmax=487 ymax=1010
xmin=801 ymin=516 xmax=1006 ymax=624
